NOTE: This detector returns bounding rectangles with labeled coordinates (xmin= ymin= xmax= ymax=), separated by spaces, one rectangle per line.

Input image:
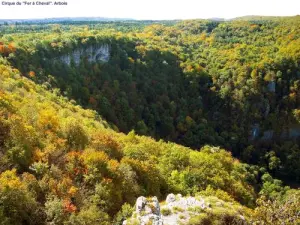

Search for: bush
xmin=6 ymin=116 xmax=37 ymax=170
xmin=179 ymin=214 xmax=186 ymax=219
xmin=197 ymin=186 xmax=235 ymax=203
xmin=161 ymin=207 xmax=172 ymax=216
xmin=29 ymin=161 xmax=49 ymax=178
xmin=64 ymin=119 xmax=89 ymax=150
xmin=0 ymin=169 xmax=42 ymax=225
xmin=173 ymin=206 xmax=184 ymax=213
xmin=67 ymin=204 xmax=110 ymax=225
xmin=113 ymin=203 xmax=134 ymax=225
xmin=45 ymin=196 xmax=65 ymax=225
xmin=254 ymin=191 xmax=300 ymax=225
xmin=188 ymin=214 xmax=212 ymax=225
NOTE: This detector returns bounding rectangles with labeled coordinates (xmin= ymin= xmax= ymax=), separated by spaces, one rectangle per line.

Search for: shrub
xmin=45 ymin=196 xmax=65 ymax=225
xmin=113 ymin=203 xmax=134 ymax=225
xmin=64 ymin=119 xmax=88 ymax=150
xmin=67 ymin=204 xmax=110 ymax=225
xmin=161 ymin=207 xmax=172 ymax=216
xmin=0 ymin=169 xmax=43 ymax=225
xmin=254 ymin=191 xmax=300 ymax=225
xmin=179 ymin=214 xmax=186 ymax=219
xmin=29 ymin=161 xmax=49 ymax=178
xmin=188 ymin=214 xmax=212 ymax=225
xmin=173 ymin=206 xmax=184 ymax=213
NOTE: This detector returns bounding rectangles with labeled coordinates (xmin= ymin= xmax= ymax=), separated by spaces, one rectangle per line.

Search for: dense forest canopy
xmin=2 ymin=16 xmax=300 ymax=181
xmin=0 ymin=16 xmax=300 ymax=224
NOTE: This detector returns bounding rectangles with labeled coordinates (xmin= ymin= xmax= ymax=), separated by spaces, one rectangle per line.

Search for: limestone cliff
xmin=57 ymin=44 xmax=110 ymax=66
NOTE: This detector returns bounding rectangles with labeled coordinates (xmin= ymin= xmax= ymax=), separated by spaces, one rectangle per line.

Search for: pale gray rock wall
xmin=251 ymin=126 xmax=300 ymax=141
xmin=57 ymin=44 xmax=110 ymax=66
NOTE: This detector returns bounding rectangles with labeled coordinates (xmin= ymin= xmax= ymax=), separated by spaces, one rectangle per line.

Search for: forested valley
xmin=0 ymin=16 xmax=300 ymax=224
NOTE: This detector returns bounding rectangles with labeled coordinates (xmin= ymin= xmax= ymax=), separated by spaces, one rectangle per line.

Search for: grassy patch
xmin=161 ymin=207 xmax=172 ymax=216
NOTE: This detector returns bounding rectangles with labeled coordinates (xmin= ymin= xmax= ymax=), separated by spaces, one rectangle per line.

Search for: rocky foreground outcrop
xmin=162 ymin=194 xmax=210 ymax=224
xmin=123 ymin=194 xmax=214 ymax=225
xmin=123 ymin=196 xmax=163 ymax=225
xmin=123 ymin=193 xmax=248 ymax=225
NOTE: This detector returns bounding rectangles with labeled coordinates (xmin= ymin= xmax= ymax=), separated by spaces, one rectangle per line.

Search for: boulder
xmin=136 ymin=196 xmax=147 ymax=213
xmin=151 ymin=196 xmax=160 ymax=215
xmin=166 ymin=193 xmax=176 ymax=203
xmin=124 ymin=196 xmax=163 ymax=225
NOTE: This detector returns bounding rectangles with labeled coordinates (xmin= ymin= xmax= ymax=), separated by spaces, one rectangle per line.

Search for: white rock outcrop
xmin=123 ymin=194 xmax=249 ymax=225
xmin=124 ymin=196 xmax=163 ymax=225
xmin=56 ymin=44 xmax=110 ymax=66
xmin=162 ymin=194 xmax=210 ymax=225
xmin=136 ymin=196 xmax=147 ymax=213
xmin=123 ymin=194 xmax=210 ymax=225
xmin=166 ymin=193 xmax=176 ymax=203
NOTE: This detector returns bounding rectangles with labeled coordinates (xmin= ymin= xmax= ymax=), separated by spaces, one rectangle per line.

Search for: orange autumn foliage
xmin=0 ymin=44 xmax=6 ymax=54
xmin=66 ymin=151 xmax=87 ymax=179
xmin=0 ymin=42 xmax=16 ymax=56
xmin=63 ymin=199 xmax=77 ymax=213
xmin=8 ymin=43 xmax=16 ymax=53
xmin=91 ymin=133 xmax=122 ymax=160
xmin=29 ymin=71 xmax=36 ymax=77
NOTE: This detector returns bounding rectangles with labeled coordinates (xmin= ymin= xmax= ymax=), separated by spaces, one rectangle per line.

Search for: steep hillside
xmin=1 ymin=59 xmax=299 ymax=224
xmin=1 ymin=17 xmax=300 ymax=184
xmin=1 ymin=60 xmax=249 ymax=223
xmin=1 ymin=18 xmax=300 ymax=224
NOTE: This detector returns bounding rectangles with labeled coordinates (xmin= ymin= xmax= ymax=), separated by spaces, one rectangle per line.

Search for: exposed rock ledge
xmin=123 ymin=194 xmax=211 ymax=225
xmin=56 ymin=44 xmax=110 ymax=66
xmin=123 ymin=194 xmax=247 ymax=225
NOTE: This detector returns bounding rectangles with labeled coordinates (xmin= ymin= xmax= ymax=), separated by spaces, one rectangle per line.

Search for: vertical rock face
xmin=94 ymin=44 xmax=110 ymax=62
xmin=250 ymin=124 xmax=260 ymax=140
xmin=72 ymin=49 xmax=82 ymax=65
xmin=60 ymin=54 xmax=71 ymax=65
xmin=289 ymin=127 xmax=300 ymax=138
xmin=267 ymin=81 xmax=276 ymax=92
xmin=57 ymin=44 xmax=110 ymax=66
